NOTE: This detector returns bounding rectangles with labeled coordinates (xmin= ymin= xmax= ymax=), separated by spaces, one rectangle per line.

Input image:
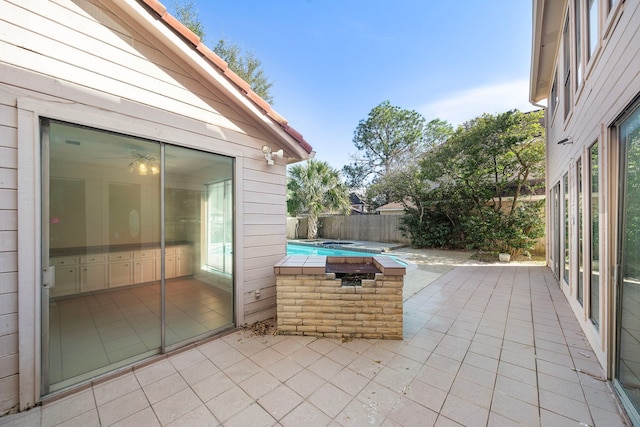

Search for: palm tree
xmin=287 ymin=160 xmax=351 ymax=239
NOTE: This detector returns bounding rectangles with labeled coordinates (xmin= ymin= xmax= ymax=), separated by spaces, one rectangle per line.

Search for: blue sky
xmin=187 ymin=1 xmax=536 ymax=170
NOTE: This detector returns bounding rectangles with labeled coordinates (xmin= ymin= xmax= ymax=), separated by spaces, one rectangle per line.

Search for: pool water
xmin=286 ymin=244 xmax=377 ymax=257
xmin=287 ymin=243 xmax=407 ymax=266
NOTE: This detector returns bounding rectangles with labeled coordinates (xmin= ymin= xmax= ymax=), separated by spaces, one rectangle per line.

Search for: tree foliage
xmin=358 ymin=115 xmax=453 ymax=211
xmin=213 ymin=40 xmax=274 ymax=104
xmin=343 ymin=101 xmax=426 ymax=192
xmin=400 ymin=110 xmax=546 ymax=256
xmin=172 ymin=1 xmax=205 ymax=40
xmin=287 ymin=160 xmax=351 ymax=239
xmin=171 ymin=1 xmax=274 ymax=104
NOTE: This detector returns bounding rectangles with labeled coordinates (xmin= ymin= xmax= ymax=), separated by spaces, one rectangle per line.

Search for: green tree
xmin=363 ymin=116 xmax=454 ymax=209
xmin=406 ymin=109 xmax=546 ymax=256
xmin=287 ymin=160 xmax=351 ymax=239
xmin=423 ymin=118 xmax=454 ymax=150
xmin=213 ymin=39 xmax=274 ymax=104
xmin=343 ymin=101 xmax=428 ymax=193
xmin=171 ymin=1 xmax=274 ymax=104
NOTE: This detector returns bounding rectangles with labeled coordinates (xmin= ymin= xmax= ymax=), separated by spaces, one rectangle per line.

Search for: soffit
xmin=530 ymin=0 xmax=567 ymax=103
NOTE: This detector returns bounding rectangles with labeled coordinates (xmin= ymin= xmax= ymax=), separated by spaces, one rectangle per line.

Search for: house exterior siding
xmin=531 ymin=0 xmax=640 ymax=422
xmin=0 ymin=0 xmax=308 ymax=414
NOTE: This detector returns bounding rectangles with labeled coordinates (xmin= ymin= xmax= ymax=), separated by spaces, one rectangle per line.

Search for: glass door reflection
xmin=163 ymin=145 xmax=234 ymax=349
xmin=616 ymin=103 xmax=640 ymax=421
xmin=43 ymin=119 xmax=161 ymax=392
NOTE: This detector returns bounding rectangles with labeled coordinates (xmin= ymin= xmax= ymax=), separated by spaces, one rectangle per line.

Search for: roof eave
xmin=529 ymin=0 xmax=567 ymax=104
xmin=115 ymin=0 xmax=313 ymax=161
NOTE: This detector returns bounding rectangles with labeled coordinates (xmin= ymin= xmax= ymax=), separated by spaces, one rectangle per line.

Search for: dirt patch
xmin=242 ymin=319 xmax=277 ymax=336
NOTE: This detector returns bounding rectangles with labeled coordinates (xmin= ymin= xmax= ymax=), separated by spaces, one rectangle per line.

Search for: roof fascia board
xmin=530 ymin=0 xmax=544 ymax=103
xmin=114 ymin=0 xmax=311 ymax=160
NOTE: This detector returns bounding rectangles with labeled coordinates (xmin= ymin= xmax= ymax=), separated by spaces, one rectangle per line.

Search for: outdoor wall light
xmin=261 ymin=145 xmax=283 ymax=165
xmin=556 ymin=137 xmax=573 ymax=145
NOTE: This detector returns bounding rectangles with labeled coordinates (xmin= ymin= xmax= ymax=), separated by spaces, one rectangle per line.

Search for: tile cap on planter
xmin=274 ymin=255 xmax=328 ymax=275
xmin=273 ymin=255 xmax=405 ymax=276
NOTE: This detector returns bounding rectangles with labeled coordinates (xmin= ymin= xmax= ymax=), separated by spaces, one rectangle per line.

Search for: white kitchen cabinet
xmin=155 ymin=247 xmax=176 ymax=279
xmin=80 ymin=254 xmax=107 ymax=292
xmin=49 ymin=244 xmax=192 ymax=296
xmin=50 ymin=256 xmax=79 ymax=297
xmin=108 ymin=252 xmax=132 ymax=288
xmin=134 ymin=251 xmax=155 ymax=284
xmin=176 ymin=245 xmax=193 ymax=277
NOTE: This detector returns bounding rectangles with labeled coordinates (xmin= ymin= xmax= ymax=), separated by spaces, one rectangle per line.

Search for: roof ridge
xmin=138 ymin=0 xmax=312 ymax=154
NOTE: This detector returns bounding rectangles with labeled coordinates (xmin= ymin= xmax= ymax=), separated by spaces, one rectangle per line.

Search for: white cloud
xmin=419 ymin=79 xmax=540 ymax=126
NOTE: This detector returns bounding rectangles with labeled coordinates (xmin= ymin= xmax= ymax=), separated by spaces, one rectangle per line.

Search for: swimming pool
xmin=286 ymin=243 xmax=407 ymax=266
xmin=286 ymin=243 xmax=378 ymax=257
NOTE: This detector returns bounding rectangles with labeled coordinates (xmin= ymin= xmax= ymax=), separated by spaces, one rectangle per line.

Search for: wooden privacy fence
xmin=287 ymin=215 xmax=411 ymax=244
xmin=287 ymin=215 xmax=546 ymax=256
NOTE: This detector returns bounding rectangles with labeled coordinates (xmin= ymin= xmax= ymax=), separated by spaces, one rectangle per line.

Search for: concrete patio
xmin=0 ymin=256 xmax=631 ymax=426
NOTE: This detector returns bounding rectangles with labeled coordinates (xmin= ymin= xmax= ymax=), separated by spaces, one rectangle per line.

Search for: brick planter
xmin=274 ymin=255 xmax=405 ymax=339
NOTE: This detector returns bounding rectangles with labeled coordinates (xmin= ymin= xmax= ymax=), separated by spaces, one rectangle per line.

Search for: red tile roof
xmin=138 ymin=0 xmax=313 ymax=155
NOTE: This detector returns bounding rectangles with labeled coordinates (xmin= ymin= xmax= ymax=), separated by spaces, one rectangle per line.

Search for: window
xmin=563 ymin=14 xmax=572 ymax=118
xmin=206 ymin=179 xmax=233 ymax=274
xmin=564 ymin=173 xmax=570 ymax=285
xmin=608 ymin=0 xmax=619 ymax=13
xmin=588 ymin=0 xmax=598 ymax=59
xmin=575 ymin=0 xmax=583 ymax=86
xmin=589 ymin=141 xmax=599 ymax=327
xmin=577 ymin=157 xmax=584 ymax=306
xmin=552 ymin=182 xmax=562 ymax=280
xmin=550 ymin=71 xmax=558 ymax=119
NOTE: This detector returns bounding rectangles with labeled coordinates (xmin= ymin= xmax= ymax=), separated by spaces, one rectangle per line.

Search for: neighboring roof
xmin=376 ymin=202 xmax=406 ymax=212
xmin=349 ymin=193 xmax=364 ymax=205
xmin=529 ymin=0 xmax=567 ymax=103
xmin=136 ymin=0 xmax=312 ymax=155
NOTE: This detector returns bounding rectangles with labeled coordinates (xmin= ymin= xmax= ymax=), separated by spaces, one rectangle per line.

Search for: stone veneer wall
xmin=274 ymin=256 xmax=405 ymax=339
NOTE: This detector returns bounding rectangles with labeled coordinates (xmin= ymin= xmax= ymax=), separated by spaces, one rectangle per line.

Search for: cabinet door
xmin=52 ymin=266 xmax=78 ymax=297
xmin=51 ymin=257 xmax=79 ymax=297
xmin=81 ymin=263 xmax=107 ymax=292
xmin=176 ymin=246 xmax=193 ymax=277
xmin=165 ymin=255 xmax=176 ymax=279
xmin=80 ymin=254 xmax=107 ymax=292
xmin=134 ymin=258 xmax=155 ymax=284
xmin=155 ymin=251 xmax=176 ymax=279
xmin=108 ymin=260 xmax=133 ymax=287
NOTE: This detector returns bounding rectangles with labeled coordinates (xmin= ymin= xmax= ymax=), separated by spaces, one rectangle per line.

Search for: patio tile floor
xmin=1 ymin=264 xmax=631 ymax=426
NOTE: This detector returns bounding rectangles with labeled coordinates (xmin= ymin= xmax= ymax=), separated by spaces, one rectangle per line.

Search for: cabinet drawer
xmin=154 ymin=247 xmax=176 ymax=257
xmin=81 ymin=254 xmax=107 ymax=264
xmin=108 ymin=251 xmax=132 ymax=261
xmin=134 ymin=250 xmax=155 ymax=259
xmin=51 ymin=256 xmax=78 ymax=267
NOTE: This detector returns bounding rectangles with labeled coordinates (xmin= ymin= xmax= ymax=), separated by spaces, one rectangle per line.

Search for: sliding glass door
xmin=41 ymin=119 xmax=234 ymax=394
xmin=551 ymin=182 xmax=561 ymax=280
xmin=164 ymin=145 xmax=234 ymax=349
xmin=615 ymin=101 xmax=640 ymax=424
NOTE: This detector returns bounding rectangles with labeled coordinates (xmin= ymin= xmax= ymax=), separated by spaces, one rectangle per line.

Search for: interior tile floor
xmin=1 ymin=265 xmax=631 ymax=426
xmin=48 ymin=278 xmax=233 ymax=391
